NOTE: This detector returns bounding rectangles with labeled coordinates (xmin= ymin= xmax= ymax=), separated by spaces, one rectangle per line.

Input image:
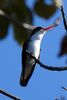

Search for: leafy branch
xmin=0 ymin=10 xmax=35 ymax=31
xmin=0 ymin=10 xmax=61 ymax=31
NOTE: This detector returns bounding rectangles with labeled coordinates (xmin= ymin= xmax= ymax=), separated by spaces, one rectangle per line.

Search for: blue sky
xmin=0 ymin=0 xmax=67 ymax=100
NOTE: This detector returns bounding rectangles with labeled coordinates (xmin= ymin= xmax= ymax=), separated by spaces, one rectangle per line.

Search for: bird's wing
xmin=20 ymin=40 xmax=36 ymax=86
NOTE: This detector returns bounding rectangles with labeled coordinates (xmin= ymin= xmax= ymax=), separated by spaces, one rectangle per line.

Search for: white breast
xmin=28 ymin=30 xmax=46 ymax=59
xmin=28 ymin=40 xmax=40 ymax=59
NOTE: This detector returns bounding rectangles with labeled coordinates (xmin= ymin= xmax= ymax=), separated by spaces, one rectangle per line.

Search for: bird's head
xmin=31 ymin=19 xmax=60 ymax=36
xmin=30 ymin=27 xmax=44 ymax=36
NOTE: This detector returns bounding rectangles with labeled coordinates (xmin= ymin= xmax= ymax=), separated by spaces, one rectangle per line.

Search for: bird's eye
xmin=40 ymin=29 xmax=43 ymax=32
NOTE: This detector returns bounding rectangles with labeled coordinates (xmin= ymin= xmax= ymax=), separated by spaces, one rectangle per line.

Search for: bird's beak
xmin=43 ymin=24 xmax=58 ymax=31
xmin=43 ymin=17 xmax=61 ymax=31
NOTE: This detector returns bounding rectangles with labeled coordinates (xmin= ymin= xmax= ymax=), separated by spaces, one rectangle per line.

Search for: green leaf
xmin=0 ymin=0 xmax=33 ymax=43
xmin=0 ymin=15 xmax=9 ymax=39
xmin=13 ymin=2 xmax=33 ymax=45
xmin=58 ymin=35 xmax=67 ymax=57
xmin=34 ymin=0 xmax=57 ymax=19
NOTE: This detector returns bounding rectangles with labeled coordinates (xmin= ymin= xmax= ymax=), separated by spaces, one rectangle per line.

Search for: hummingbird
xmin=20 ymin=19 xmax=60 ymax=87
xmin=0 ymin=10 xmax=60 ymax=86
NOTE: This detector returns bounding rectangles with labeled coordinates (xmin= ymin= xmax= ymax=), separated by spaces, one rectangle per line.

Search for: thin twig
xmin=26 ymin=50 xmax=67 ymax=71
xmin=0 ymin=89 xmax=21 ymax=100
xmin=55 ymin=0 xmax=67 ymax=31
xmin=60 ymin=6 xmax=67 ymax=31
xmin=61 ymin=86 xmax=67 ymax=91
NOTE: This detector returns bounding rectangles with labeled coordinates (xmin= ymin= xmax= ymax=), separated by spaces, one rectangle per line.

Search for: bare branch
xmin=26 ymin=50 xmax=67 ymax=71
xmin=60 ymin=6 xmax=67 ymax=31
xmin=0 ymin=89 xmax=21 ymax=100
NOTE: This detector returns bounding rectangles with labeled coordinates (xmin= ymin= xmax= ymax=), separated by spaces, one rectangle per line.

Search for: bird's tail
xmin=20 ymin=64 xmax=35 ymax=87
